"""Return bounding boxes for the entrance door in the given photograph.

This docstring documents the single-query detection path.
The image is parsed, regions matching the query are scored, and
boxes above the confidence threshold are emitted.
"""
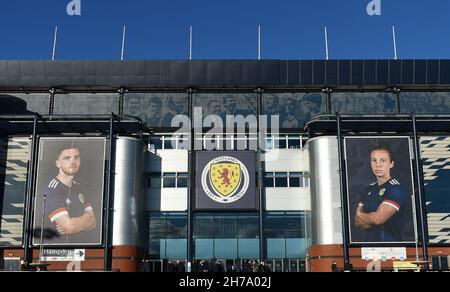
[289,259,299,272]
[149,260,163,272]
[271,259,283,272]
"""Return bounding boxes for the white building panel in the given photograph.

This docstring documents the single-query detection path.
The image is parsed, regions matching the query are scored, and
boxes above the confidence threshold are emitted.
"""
[263,149,309,172]
[146,149,188,172]
[265,188,311,211]
[146,188,188,211]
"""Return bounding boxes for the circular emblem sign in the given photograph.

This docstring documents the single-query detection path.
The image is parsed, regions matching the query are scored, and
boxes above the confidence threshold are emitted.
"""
[201,156,250,204]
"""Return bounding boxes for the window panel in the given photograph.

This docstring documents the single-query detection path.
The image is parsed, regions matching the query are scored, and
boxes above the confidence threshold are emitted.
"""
[0,93,49,115]
[266,238,286,259]
[163,173,176,188]
[124,93,188,128]
[263,93,326,129]
[177,174,188,188]
[214,239,238,259]
[194,93,257,122]
[193,215,214,238]
[331,92,396,114]
[400,92,450,114]
[54,93,118,115]
[274,173,288,188]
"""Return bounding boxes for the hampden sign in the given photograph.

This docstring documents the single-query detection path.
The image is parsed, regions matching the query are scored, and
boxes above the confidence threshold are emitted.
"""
[65,0,381,16]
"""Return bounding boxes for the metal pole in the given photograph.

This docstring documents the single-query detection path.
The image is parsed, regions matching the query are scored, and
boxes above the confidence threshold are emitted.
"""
[392,25,398,60]
[104,115,115,271]
[189,25,193,61]
[52,26,58,61]
[411,114,429,268]
[187,89,194,271]
[258,25,261,60]
[39,195,47,263]
[23,115,39,268]
[324,27,329,60]
[121,25,126,61]
[256,88,265,261]
[336,114,350,268]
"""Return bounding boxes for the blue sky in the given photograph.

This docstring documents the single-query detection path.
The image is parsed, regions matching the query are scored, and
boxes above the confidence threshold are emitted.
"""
[0,0,449,60]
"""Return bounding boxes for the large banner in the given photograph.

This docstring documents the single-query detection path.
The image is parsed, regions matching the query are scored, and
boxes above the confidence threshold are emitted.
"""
[33,138,106,246]
[0,137,30,246]
[195,151,257,210]
[344,137,416,244]
[421,136,450,244]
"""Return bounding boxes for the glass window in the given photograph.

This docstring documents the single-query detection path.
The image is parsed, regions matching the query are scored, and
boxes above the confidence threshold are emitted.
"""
[265,213,286,238]
[331,92,396,114]
[149,137,162,150]
[277,138,287,149]
[289,176,301,188]
[54,93,119,115]
[148,173,161,189]
[286,238,307,258]
[238,239,260,259]
[163,138,175,150]
[194,239,214,260]
[214,215,237,238]
[0,137,30,247]
[149,239,165,259]
[166,214,187,239]
[163,173,176,188]
[274,173,288,188]
[193,215,214,238]
[266,238,286,259]
[263,93,326,129]
[284,214,303,238]
[214,239,238,259]
[237,215,259,238]
[166,239,187,259]
[265,137,273,150]
[149,216,166,239]
[148,212,187,260]
[124,93,188,128]
[177,173,188,188]
[0,93,49,115]
[400,92,450,114]
[264,172,274,188]
[287,138,301,149]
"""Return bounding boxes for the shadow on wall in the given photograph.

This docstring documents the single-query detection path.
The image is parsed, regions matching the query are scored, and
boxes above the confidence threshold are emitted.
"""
[0,95,35,115]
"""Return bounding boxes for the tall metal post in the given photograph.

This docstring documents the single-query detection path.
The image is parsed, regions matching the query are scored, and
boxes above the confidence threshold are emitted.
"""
[104,114,116,271]
[411,115,429,268]
[256,88,265,261]
[23,115,39,267]
[118,88,125,115]
[187,88,194,271]
[336,114,350,268]
[49,88,56,115]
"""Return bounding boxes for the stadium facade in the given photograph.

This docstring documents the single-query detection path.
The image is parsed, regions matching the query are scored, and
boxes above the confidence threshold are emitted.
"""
[0,60,450,272]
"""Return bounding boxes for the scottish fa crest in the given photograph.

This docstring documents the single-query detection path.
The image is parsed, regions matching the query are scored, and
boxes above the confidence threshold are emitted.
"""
[201,156,250,204]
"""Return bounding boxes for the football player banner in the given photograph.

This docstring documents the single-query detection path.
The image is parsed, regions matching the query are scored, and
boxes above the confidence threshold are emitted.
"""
[33,138,106,246]
[344,137,416,244]
[195,151,257,210]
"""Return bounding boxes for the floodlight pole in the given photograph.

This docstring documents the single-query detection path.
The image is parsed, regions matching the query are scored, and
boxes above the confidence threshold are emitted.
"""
[52,26,58,61]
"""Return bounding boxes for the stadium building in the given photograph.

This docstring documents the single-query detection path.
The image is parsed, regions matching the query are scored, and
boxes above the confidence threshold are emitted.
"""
[0,60,450,272]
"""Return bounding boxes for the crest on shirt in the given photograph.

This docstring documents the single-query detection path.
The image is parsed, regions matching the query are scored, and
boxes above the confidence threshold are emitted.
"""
[79,193,85,204]
[379,188,386,197]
